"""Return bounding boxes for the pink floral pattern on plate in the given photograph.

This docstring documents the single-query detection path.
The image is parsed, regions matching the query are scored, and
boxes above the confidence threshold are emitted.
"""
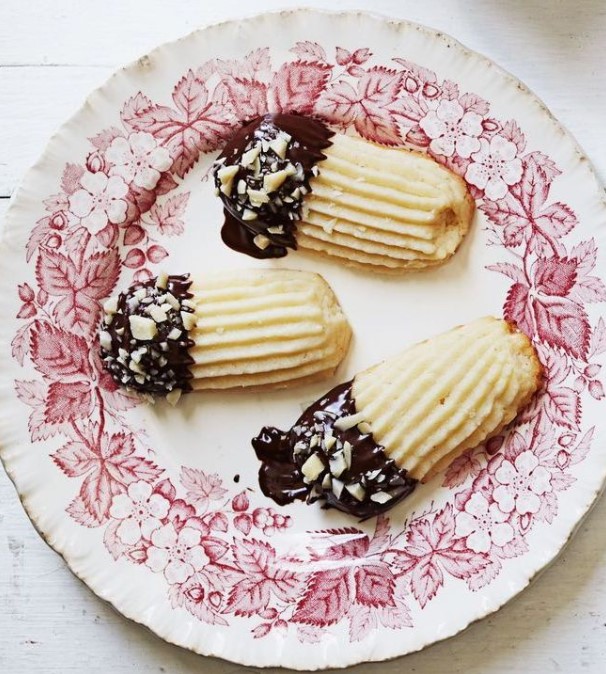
[10,41,606,643]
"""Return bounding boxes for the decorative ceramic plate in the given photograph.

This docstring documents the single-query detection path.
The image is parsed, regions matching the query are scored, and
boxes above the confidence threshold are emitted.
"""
[1,9,605,670]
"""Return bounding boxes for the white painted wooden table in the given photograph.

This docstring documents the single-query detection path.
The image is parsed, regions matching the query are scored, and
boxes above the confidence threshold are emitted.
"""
[1,1,605,672]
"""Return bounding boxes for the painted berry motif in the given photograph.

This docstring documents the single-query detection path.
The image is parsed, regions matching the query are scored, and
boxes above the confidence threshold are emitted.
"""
[11,42,605,642]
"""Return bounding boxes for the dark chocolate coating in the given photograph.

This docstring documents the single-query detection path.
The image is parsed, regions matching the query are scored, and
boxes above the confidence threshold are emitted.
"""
[100,274,195,395]
[252,381,418,519]
[214,114,333,258]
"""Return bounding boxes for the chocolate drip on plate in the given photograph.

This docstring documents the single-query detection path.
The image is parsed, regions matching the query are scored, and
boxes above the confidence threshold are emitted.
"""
[253,381,417,519]
[214,113,334,259]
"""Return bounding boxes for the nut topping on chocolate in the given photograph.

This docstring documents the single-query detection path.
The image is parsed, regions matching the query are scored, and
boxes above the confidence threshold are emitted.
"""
[252,381,417,519]
[99,273,195,399]
[213,114,334,260]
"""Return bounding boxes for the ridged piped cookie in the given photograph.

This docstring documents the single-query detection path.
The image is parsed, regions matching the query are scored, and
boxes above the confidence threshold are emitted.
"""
[214,114,474,272]
[99,270,351,402]
[253,317,542,518]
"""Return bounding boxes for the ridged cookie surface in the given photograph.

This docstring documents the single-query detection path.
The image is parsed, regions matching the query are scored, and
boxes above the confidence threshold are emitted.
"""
[189,270,351,390]
[352,317,542,481]
[298,133,474,272]
[214,114,474,272]
[100,270,351,400]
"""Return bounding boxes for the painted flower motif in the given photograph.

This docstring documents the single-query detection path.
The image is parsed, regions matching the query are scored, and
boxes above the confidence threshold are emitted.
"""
[455,492,514,553]
[106,132,172,190]
[146,523,209,584]
[493,451,552,515]
[464,135,523,200]
[419,100,483,158]
[68,171,128,233]
[109,480,170,545]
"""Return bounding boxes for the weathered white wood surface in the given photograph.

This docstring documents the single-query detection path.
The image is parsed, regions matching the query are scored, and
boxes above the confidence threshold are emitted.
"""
[1,1,605,672]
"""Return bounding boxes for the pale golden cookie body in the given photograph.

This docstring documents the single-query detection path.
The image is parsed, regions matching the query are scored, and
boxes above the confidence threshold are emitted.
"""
[190,270,351,390]
[352,317,542,481]
[298,133,474,272]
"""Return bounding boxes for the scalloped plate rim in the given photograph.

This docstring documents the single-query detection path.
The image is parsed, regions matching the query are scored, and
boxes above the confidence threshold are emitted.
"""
[0,8,605,671]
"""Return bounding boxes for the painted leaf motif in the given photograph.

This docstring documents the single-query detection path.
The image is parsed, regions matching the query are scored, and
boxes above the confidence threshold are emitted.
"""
[516,154,552,214]
[155,172,179,196]
[246,47,272,78]
[532,295,590,360]
[571,239,598,277]
[45,381,93,423]
[104,518,130,560]
[61,163,85,195]
[15,379,46,408]
[550,470,576,492]
[269,566,301,602]
[348,606,377,642]
[390,92,429,124]
[103,432,162,484]
[542,384,581,430]
[368,514,391,555]
[533,256,577,296]
[26,218,52,263]
[378,603,412,629]
[570,427,594,465]
[535,489,558,524]
[233,538,275,577]
[36,248,120,337]
[16,379,72,442]
[354,564,395,607]
[466,558,502,592]
[433,503,457,547]
[479,194,529,247]
[290,41,327,62]
[458,92,490,115]
[29,322,91,379]
[590,317,606,357]
[181,467,228,509]
[121,73,234,178]
[226,577,272,616]
[316,80,359,128]
[200,537,229,563]
[123,224,145,246]
[502,431,527,462]
[352,48,372,65]
[89,127,124,151]
[392,58,437,85]
[485,262,527,285]
[504,283,534,338]
[536,202,577,239]
[292,568,352,626]
[252,622,273,639]
[216,78,268,122]
[36,249,76,295]
[67,493,109,528]
[571,276,606,304]
[410,555,444,608]
[495,536,529,560]
[335,47,352,66]
[79,467,123,525]
[52,441,97,477]
[438,546,488,579]
[442,450,482,488]
[11,323,32,367]
[323,533,369,560]
[148,192,190,237]
[354,67,402,145]
[269,61,332,115]
[501,120,526,153]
